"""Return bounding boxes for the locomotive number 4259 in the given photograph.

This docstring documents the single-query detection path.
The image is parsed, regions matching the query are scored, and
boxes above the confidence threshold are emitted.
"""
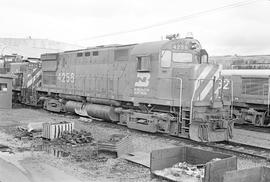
[58,72,75,83]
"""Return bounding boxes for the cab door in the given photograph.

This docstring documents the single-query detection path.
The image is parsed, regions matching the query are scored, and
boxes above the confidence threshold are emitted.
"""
[157,50,174,105]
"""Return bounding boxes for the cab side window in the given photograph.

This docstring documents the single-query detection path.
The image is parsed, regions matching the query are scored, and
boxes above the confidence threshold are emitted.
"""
[137,56,150,72]
[0,83,7,92]
[161,50,171,67]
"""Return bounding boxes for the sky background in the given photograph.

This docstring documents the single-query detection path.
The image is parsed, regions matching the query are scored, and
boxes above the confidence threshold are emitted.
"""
[0,0,269,56]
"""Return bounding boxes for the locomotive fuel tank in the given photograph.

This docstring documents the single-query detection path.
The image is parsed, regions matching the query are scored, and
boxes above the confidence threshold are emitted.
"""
[65,100,83,113]
[65,101,119,122]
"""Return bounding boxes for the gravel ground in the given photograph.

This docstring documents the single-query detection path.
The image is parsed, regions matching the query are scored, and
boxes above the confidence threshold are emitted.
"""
[1,106,270,181]
[231,128,270,149]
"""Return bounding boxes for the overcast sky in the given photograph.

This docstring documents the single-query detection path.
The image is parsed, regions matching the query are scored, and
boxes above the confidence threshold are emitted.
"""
[0,0,269,56]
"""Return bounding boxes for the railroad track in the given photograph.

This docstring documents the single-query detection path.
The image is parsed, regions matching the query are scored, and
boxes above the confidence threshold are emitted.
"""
[234,123,270,134]
[212,141,270,160]
[164,135,270,161]
[17,104,270,162]
[76,116,270,161]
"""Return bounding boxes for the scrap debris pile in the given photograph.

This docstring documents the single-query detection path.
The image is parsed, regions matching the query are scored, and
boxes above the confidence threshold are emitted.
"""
[154,162,205,182]
[15,126,42,140]
[154,158,222,182]
[11,121,133,165]
[15,126,94,146]
[51,130,94,146]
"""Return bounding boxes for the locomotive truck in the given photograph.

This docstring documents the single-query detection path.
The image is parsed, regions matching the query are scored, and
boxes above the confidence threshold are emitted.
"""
[13,36,234,142]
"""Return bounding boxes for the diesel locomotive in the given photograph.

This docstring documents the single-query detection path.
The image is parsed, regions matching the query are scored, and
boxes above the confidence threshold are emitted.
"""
[12,36,234,142]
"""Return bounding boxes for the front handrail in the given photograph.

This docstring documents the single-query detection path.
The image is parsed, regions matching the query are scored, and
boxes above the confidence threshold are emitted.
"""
[231,80,234,118]
[267,77,270,115]
[190,79,201,124]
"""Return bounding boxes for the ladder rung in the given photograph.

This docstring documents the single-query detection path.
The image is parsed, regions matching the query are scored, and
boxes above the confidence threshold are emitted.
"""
[181,127,189,129]
[182,118,190,120]
[182,109,190,112]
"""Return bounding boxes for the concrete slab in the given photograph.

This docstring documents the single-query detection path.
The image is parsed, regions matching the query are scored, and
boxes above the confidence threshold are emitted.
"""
[121,151,150,168]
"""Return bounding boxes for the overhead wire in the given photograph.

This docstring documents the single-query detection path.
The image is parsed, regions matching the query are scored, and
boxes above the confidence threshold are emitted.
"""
[74,0,264,42]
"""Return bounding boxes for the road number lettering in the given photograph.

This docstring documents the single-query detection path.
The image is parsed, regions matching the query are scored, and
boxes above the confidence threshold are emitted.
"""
[58,72,75,83]
[217,78,230,90]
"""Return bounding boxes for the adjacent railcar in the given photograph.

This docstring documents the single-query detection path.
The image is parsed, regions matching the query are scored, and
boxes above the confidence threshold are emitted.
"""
[222,69,270,126]
[8,61,42,105]
[28,37,233,142]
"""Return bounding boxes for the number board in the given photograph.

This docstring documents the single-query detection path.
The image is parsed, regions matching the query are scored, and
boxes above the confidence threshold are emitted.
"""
[171,40,200,50]
[172,41,189,50]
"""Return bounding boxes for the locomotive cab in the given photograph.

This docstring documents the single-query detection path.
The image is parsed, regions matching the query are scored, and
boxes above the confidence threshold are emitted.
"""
[160,39,206,68]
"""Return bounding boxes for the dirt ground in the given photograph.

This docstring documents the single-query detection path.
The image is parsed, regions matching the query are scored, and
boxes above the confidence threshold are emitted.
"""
[0,106,270,182]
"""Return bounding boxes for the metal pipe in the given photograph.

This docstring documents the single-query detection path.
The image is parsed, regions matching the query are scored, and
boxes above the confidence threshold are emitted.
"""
[212,76,216,104]
[179,78,182,123]
[231,80,234,118]
[221,77,224,102]
[267,77,270,115]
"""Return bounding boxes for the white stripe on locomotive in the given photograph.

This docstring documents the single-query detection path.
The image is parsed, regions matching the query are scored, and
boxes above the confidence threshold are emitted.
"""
[26,70,42,88]
[198,65,222,101]
[194,65,213,90]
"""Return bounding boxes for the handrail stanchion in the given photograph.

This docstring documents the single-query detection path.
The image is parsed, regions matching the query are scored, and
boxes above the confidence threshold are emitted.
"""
[267,77,270,115]
[231,80,234,118]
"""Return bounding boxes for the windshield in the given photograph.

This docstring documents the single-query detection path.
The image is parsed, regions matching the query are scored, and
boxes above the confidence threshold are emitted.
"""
[160,50,171,67]
[172,52,192,63]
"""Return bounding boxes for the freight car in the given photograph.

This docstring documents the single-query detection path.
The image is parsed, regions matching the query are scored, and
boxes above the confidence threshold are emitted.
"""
[16,36,233,142]
[221,69,270,126]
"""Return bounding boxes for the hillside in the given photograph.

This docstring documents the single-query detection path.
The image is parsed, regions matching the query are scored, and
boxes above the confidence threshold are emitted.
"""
[0,38,83,58]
